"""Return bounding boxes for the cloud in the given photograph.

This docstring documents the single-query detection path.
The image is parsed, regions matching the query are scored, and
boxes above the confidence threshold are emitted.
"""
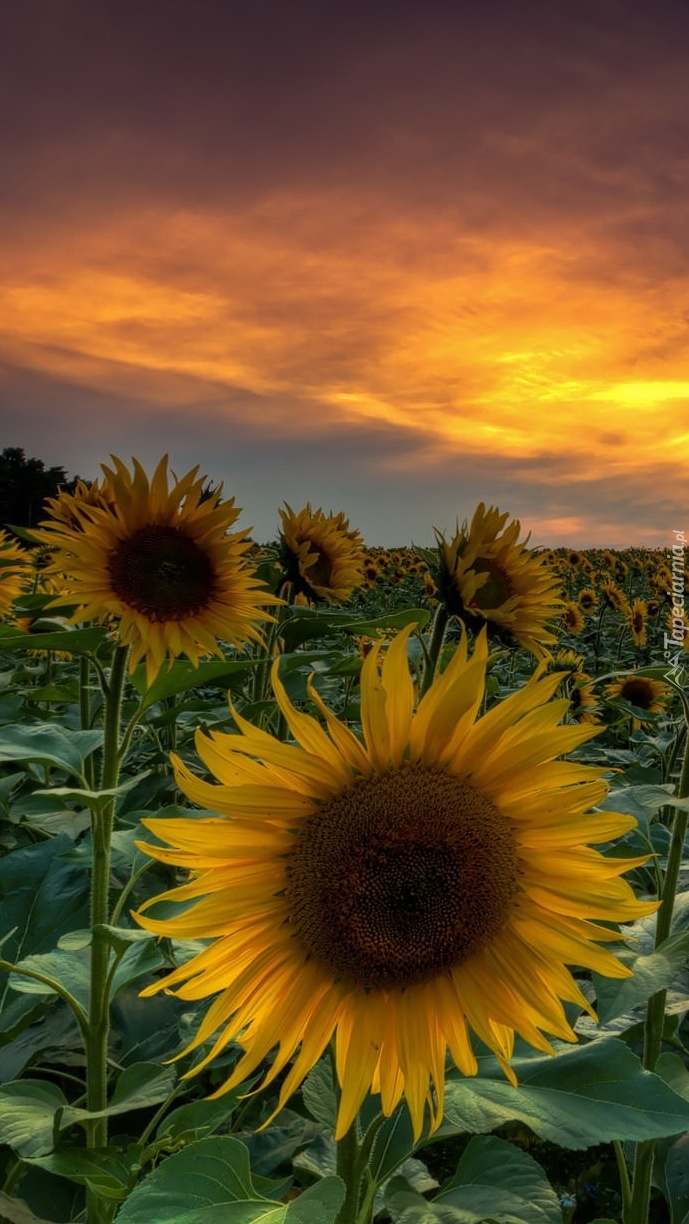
[1,0,687,546]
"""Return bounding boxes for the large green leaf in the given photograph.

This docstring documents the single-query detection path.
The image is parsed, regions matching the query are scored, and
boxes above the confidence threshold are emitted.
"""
[0,1079,68,1157]
[433,1135,562,1223]
[442,1038,689,1149]
[114,1135,344,1223]
[0,836,90,1032]
[0,724,102,775]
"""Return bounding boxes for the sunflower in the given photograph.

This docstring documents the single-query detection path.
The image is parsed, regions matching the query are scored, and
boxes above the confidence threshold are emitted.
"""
[0,530,33,619]
[278,503,364,605]
[553,648,585,674]
[561,601,585,636]
[550,653,599,725]
[600,581,629,615]
[35,456,278,685]
[628,599,648,647]
[605,675,673,727]
[135,626,655,1143]
[578,587,597,614]
[434,504,562,657]
[41,476,114,530]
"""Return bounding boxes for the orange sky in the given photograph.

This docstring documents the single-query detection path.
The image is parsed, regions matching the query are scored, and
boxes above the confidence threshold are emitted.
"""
[1,0,688,545]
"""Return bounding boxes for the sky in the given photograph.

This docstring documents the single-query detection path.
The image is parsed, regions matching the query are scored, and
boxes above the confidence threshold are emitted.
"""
[1,0,688,547]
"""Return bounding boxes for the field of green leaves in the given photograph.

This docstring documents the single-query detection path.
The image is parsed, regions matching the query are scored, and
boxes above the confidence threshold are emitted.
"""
[0,459,687,1224]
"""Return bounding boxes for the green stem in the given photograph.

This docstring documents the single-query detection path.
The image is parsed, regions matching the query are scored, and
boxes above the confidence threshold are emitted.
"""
[626,688,689,1224]
[419,604,450,698]
[84,645,129,1224]
[80,655,96,788]
[613,1139,632,1220]
[335,1120,362,1224]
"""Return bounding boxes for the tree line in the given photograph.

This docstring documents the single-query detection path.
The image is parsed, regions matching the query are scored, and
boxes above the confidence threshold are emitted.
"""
[0,448,77,532]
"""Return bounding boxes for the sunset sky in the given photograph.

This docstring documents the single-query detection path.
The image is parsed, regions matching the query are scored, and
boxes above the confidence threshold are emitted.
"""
[2,0,688,546]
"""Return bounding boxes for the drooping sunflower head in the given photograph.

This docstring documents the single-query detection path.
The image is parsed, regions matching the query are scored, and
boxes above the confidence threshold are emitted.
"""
[135,625,656,1143]
[35,455,280,684]
[561,601,585,636]
[278,502,364,604]
[578,587,597,614]
[433,504,563,656]
[0,530,33,619]
[629,599,648,646]
[600,581,630,614]
[605,675,673,726]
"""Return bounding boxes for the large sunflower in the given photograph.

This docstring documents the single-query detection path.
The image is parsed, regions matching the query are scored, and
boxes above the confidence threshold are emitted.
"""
[36,456,279,684]
[135,627,655,1141]
[278,503,364,604]
[434,504,562,656]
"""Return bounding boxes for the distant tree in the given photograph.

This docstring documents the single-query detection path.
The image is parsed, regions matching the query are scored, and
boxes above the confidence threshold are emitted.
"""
[0,448,75,530]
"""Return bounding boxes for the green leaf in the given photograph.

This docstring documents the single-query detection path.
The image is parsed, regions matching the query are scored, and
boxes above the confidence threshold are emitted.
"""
[0,1189,55,1223]
[113,1135,299,1223]
[0,625,109,654]
[64,1062,176,1125]
[0,836,90,1030]
[33,771,151,805]
[27,1148,131,1200]
[301,1056,337,1130]
[283,1179,346,1223]
[8,947,90,1013]
[157,1093,249,1142]
[368,1107,417,1185]
[442,1038,689,1149]
[0,724,102,775]
[339,609,430,636]
[241,1110,320,1178]
[664,1132,689,1224]
[0,1003,82,1083]
[385,1175,485,1223]
[600,783,680,832]
[0,1079,68,1157]
[656,1053,689,1102]
[130,658,257,708]
[593,928,689,1023]
[434,1135,562,1223]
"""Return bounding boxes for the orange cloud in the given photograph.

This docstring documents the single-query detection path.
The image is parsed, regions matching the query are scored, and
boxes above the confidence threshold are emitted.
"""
[1,190,688,500]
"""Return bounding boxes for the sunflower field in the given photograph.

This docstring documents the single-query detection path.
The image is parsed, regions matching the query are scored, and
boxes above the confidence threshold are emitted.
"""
[0,457,687,1224]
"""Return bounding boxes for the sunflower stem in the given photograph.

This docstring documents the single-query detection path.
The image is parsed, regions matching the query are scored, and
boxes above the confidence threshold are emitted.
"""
[84,644,129,1224]
[419,603,450,697]
[79,655,97,789]
[335,1120,364,1224]
[626,683,689,1224]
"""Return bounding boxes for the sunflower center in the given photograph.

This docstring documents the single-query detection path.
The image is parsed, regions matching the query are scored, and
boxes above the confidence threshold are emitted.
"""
[108,524,216,621]
[471,559,512,610]
[303,546,334,591]
[620,678,654,709]
[286,764,518,990]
